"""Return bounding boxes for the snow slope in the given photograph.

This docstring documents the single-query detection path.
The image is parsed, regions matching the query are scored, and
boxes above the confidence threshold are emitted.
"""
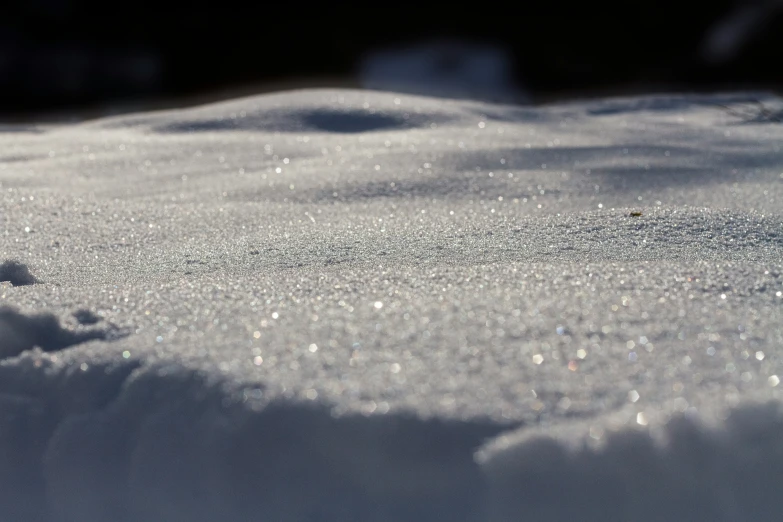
[1,89,782,521]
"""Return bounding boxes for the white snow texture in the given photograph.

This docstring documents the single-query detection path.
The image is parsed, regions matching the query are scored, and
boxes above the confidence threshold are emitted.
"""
[1,88,783,521]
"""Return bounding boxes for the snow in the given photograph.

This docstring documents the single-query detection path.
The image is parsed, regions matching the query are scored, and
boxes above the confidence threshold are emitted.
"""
[1,88,783,520]
[700,1,783,64]
[359,40,527,104]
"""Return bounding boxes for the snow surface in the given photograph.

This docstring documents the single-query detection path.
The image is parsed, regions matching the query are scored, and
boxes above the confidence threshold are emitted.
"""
[1,88,783,521]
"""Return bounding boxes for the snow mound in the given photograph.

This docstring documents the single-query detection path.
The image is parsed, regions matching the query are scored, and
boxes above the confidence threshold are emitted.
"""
[87,89,467,134]
[480,401,783,522]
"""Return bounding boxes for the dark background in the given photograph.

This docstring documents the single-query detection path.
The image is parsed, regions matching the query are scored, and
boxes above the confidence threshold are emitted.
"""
[3,1,783,120]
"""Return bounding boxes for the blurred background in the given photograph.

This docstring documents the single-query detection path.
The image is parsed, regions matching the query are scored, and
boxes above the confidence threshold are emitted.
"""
[2,1,783,120]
